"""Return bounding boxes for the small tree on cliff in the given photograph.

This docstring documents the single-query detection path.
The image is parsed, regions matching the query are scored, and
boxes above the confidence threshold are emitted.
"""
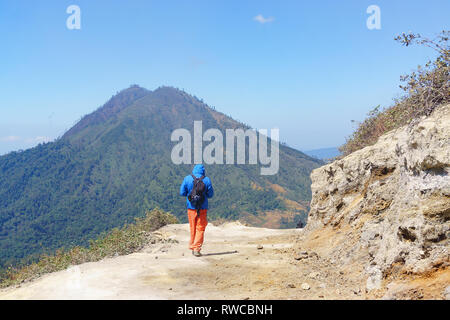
[340,30,449,156]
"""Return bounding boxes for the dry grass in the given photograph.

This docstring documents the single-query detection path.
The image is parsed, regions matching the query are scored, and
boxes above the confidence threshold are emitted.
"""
[0,208,178,288]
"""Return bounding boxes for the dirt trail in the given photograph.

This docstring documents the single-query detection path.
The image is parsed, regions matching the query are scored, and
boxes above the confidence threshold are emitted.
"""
[0,222,363,300]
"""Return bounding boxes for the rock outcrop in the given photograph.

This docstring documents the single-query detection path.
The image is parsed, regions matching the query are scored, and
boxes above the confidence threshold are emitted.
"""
[301,103,449,299]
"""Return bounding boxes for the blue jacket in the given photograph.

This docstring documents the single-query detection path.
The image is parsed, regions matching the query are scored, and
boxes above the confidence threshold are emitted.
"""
[180,164,214,210]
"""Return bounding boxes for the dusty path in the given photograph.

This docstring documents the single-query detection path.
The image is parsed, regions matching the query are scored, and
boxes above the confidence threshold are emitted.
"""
[0,222,363,300]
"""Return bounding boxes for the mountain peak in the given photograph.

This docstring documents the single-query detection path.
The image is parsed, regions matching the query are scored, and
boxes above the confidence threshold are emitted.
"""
[63,85,151,138]
[63,85,211,139]
[152,86,195,100]
[111,84,151,102]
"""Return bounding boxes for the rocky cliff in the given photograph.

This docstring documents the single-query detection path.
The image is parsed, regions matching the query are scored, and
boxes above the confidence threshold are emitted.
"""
[298,103,450,299]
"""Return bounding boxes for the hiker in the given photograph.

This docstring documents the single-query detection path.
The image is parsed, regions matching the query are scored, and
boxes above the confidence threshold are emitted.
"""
[179,164,214,257]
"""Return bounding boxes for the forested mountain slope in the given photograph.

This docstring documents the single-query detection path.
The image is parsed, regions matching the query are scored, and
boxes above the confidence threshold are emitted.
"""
[0,85,322,268]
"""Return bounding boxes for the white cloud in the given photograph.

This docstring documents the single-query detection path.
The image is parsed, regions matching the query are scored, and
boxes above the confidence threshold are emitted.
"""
[0,135,21,142]
[253,14,275,24]
[0,135,53,154]
[0,135,51,143]
[25,136,51,143]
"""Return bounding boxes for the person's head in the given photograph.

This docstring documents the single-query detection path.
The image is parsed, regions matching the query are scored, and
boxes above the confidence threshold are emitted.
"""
[192,164,205,176]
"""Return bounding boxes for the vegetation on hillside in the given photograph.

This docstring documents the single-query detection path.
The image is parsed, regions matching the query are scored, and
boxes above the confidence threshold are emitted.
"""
[0,208,177,288]
[340,31,449,156]
[0,85,321,271]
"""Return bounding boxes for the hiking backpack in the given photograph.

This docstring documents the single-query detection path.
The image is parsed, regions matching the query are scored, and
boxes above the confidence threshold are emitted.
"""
[188,174,206,211]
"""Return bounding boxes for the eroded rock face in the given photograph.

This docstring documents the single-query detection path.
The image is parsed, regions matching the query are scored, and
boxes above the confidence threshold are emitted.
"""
[306,104,450,292]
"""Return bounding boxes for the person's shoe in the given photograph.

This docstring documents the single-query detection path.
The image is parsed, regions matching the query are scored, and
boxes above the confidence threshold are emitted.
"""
[193,250,202,257]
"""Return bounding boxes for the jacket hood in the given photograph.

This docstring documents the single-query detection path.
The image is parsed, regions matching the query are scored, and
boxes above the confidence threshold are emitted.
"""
[192,164,205,176]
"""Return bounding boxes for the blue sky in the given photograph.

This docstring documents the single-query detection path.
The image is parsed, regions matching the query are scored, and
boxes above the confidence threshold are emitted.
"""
[0,0,449,155]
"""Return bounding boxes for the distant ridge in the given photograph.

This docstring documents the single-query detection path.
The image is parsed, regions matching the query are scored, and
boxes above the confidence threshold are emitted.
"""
[303,147,340,160]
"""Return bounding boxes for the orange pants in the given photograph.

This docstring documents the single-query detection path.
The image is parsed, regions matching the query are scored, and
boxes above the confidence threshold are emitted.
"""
[187,209,208,251]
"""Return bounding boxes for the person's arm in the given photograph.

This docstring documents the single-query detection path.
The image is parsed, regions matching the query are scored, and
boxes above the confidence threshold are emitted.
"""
[205,178,214,198]
[180,177,188,196]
